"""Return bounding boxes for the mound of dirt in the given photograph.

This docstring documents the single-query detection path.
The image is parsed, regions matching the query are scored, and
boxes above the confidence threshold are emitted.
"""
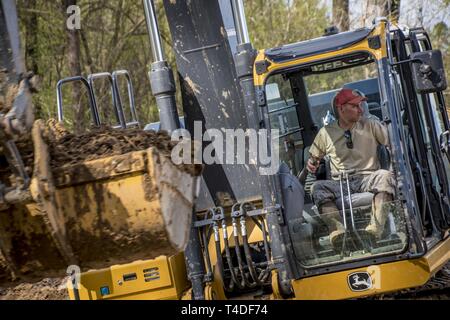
[45,123,202,176]
[0,277,69,300]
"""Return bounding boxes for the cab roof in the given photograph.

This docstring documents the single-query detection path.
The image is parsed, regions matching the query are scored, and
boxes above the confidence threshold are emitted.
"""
[264,27,374,63]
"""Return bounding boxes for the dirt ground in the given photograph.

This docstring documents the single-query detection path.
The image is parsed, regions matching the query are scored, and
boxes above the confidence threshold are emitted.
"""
[0,277,69,300]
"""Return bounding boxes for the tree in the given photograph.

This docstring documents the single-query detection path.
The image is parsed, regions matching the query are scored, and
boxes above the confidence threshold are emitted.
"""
[333,0,349,31]
[23,0,39,75]
[431,22,450,103]
[389,0,401,23]
[244,0,329,49]
[63,0,84,133]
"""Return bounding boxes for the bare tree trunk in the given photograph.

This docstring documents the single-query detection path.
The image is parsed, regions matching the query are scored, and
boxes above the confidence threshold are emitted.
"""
[80,29,95,74]
[389,0,401,23]
[21,0,42,117]
[63,0,83,133]
[367,0,389,19]
[23,0,39,75]
[332,0,349,31]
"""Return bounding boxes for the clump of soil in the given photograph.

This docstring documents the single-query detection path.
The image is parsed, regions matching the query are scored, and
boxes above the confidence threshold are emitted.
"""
[0,69,19,114]
[0,277,69,300]
[46,123,202,176]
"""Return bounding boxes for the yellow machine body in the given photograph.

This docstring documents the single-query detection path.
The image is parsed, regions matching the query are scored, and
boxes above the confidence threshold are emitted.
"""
[287,235,450,299]
[67,252,189,300]
[253,22,387,86]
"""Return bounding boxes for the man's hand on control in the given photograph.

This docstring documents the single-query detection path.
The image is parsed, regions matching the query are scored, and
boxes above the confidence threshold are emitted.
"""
[306,157,320,174]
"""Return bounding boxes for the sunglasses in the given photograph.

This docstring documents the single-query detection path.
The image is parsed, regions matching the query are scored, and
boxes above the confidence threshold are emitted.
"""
[344,130,353,149]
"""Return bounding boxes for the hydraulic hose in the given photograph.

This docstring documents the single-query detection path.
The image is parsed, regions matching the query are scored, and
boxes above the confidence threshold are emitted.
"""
[239,203,263,286]
[218,206,244,290]
[213,227,231,291]
[232,206,257,288]
[240,217,262,286]
[212,208,234,293]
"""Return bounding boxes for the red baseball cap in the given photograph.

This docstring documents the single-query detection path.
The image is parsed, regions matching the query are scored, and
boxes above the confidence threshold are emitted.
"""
[334,88,367,107]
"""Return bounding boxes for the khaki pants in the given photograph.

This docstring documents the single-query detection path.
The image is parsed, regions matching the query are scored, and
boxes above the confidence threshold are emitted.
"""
[311,169,395,207]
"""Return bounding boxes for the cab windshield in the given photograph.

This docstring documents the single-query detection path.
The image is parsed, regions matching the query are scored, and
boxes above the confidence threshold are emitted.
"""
[265,53,408,267]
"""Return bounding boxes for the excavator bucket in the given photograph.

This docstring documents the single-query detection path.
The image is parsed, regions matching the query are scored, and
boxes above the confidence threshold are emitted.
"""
[0,120,201,282]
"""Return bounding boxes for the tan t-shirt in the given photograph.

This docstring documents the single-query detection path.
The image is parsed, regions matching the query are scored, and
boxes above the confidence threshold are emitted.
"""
[308,118,389,177]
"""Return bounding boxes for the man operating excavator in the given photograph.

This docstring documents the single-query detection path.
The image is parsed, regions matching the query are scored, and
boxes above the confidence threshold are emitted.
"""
[306,88,395,248]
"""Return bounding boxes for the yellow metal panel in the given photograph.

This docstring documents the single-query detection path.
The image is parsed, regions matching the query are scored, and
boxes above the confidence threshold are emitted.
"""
[68,252,189,300]
[423,235,450,274]
[291,236,450,300]
[253,23,387,86]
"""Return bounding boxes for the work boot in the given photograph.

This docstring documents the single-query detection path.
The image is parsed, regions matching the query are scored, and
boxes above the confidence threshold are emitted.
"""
[365,192,393,239]
[320,201,345,248]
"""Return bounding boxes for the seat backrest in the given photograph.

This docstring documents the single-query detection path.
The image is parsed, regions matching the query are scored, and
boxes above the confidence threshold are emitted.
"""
[278,162,305,221]
[377,144,391,170]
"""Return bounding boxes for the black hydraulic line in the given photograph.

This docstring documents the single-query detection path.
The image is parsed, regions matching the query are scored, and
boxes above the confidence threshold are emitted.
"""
[215,207,245,292]
[232,218,255,288]
[240,216,262,286]
[231,207,257,288]
[239,203,264,286]
[220,208,245,290]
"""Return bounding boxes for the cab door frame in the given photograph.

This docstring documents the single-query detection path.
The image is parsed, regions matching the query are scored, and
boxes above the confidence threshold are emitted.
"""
[402,28,450,232]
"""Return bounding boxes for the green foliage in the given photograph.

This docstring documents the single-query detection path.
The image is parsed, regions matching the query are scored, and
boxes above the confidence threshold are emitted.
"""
[17,0,330,129]
[430,21,450,102]
[244,0,329,50]
[17,0,168,127]
[16,0,450,127]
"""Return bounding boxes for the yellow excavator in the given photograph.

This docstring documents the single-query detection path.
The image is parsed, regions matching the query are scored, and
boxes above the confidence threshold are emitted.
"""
[1,0,450,300]
[0,0,200,291]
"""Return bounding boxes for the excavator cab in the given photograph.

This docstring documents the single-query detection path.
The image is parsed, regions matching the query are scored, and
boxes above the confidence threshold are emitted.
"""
[263,35,407,267]
[253,19,450,298]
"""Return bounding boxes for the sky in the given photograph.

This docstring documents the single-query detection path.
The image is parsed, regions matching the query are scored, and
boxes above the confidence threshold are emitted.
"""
[320,0,450,30]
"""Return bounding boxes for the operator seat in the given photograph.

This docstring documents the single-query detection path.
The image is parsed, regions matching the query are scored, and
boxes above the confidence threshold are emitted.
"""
[278,162,316,260]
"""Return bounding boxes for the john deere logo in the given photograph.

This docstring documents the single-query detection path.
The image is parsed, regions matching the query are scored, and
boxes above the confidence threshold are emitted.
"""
[347,272,372,291]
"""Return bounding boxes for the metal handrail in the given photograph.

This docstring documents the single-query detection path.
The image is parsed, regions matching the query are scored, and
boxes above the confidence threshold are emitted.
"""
[56,76,100,126]
[112,70,140,128]
[87,72,122,128]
